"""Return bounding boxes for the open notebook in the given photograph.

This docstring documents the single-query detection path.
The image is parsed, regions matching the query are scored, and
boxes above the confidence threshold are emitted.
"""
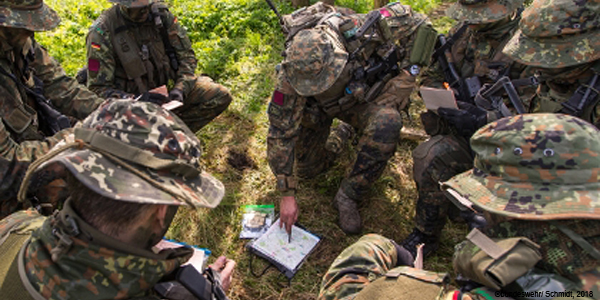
[246,219,321,279]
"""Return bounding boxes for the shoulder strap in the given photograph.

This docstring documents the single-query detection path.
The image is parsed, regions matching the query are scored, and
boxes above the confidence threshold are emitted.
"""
[150,3,179,71]
[107,7,149,92]
[17,238,46,300]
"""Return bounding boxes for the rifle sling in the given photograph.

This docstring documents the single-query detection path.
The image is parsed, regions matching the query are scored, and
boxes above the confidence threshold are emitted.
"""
[552,221,600,261]
[74,127,200,178]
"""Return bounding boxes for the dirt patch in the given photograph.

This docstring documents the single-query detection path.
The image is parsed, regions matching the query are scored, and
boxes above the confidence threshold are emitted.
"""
[227,148,257,171]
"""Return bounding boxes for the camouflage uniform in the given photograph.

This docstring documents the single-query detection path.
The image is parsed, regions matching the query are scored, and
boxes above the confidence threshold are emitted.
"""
[320,113,600,300]
[405,0,600,257]
[0,99,226,299]
[268,2,435,233]
[86,0,232,132]
[0,0,106,219]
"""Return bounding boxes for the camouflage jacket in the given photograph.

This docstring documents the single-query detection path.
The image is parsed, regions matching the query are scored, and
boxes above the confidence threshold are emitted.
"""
[0,208,194,300]
[421,17,531,99]
[0,37,104,218]
[267,3,429,194]
[86,3,197,99]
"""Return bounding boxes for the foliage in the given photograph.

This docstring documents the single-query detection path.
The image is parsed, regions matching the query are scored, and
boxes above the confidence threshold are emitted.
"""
[36,0,461,299]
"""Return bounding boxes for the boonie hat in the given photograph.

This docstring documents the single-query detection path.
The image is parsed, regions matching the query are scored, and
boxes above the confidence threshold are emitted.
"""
[0,0,60,31]
[446,0,524,24]
[443,113,600,220]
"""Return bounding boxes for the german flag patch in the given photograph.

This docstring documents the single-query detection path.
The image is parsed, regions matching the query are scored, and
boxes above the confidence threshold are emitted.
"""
[91,42,101,50]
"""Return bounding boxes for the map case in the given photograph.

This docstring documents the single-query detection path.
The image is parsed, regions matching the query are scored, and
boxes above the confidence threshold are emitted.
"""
[246,218,321,279]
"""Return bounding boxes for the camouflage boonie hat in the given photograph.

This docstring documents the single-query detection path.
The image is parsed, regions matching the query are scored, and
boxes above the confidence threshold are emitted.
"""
[282,26,349,96]
[503,0,600,68]
[35,99,225,208]
[443,113,600,220]
[446,0,524,24]
[108,0,153,8]
[0,0,60,31]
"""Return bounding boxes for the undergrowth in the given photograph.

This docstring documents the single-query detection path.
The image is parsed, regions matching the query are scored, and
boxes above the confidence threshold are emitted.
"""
[37,1,463,299]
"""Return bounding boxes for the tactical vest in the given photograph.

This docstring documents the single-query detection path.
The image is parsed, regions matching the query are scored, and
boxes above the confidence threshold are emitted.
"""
[0,38,45,143]
[0,211,46,300]
[104,3,176,94]
[285,2,435,116]
[353,266,449,300]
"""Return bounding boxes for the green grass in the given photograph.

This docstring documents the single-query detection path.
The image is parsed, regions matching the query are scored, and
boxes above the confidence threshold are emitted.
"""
[37,0,464,299]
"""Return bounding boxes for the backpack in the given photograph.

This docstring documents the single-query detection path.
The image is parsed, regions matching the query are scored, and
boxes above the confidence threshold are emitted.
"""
[281,2,338,42]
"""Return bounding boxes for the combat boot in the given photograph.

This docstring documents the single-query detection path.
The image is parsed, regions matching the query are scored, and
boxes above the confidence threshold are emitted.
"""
[325,122,355,155]
[333,189,361,234]
[400,228,440,258]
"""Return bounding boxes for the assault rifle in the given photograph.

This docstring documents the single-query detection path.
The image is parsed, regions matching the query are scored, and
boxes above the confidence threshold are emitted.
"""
[560,72,600,118]
[431,24,481,104]
[0,67,71,136]
[475,76,536,116]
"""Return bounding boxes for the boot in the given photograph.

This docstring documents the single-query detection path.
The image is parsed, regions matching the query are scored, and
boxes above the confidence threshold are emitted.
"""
[333,189,362,234]
[325,122,355,155]
[400,228,440,258]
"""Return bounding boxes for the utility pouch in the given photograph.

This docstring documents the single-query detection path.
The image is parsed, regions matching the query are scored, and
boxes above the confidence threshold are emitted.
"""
[453,229,542,290]
[420,111,449,136]
[409,24,437,66]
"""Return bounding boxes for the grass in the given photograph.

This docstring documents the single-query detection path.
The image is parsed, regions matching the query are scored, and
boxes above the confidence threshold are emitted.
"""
[38,0,463,299]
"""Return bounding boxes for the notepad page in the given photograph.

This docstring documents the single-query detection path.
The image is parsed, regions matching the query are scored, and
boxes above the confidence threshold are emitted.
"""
[251,219,320,271]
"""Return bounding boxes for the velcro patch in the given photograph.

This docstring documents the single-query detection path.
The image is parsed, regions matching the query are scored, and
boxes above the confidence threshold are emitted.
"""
[379,7,391,17]
[272,90,284,106]
[88,59,100,72]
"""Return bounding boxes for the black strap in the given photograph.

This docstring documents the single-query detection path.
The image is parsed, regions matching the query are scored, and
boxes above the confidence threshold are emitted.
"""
[152,5,179,71]
[431,22,469,60]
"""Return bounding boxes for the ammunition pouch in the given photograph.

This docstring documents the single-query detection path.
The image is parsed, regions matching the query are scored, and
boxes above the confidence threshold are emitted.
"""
[409,24,437,67]
[453,229,542,290]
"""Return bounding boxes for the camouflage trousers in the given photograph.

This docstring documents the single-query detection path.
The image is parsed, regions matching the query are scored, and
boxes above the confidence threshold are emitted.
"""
[296,103,402,200]
[412,134,474,236]
[318,234,399,300]
[173,76,232,132]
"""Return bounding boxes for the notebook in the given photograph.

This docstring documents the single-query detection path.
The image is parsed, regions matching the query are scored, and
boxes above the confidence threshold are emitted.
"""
[419,86,459,111]
[246,219,321,279]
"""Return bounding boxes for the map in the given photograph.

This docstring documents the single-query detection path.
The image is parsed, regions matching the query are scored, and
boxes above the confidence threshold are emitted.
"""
[251,219,320,271]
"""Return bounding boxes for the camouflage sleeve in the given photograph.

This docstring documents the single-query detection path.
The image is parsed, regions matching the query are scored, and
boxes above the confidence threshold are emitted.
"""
[266,73,305,195]
[578,268,600,295]
[85,21,135,99]
[163,9,198,96]
[31,41,105,120]
[318,234,399,300]
[0,115,72,217]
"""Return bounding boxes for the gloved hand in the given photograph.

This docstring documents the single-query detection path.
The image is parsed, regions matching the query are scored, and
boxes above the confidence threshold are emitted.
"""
[438,101,488,137]
[139,92,169,105]
[169,88,184,102]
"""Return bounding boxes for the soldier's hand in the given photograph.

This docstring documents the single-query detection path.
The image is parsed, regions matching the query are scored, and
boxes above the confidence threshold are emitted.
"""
[280,196,298,235]
[208,256,236,292]
[438,101,487,137]
[139,92,169,105]
[169,88,184,102]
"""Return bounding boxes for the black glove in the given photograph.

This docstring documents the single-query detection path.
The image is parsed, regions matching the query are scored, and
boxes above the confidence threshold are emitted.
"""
[139,92,169,105]
[438,101,488,137]
[169,88,184,102]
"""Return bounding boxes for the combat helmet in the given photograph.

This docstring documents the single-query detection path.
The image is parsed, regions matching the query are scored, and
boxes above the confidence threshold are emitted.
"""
[282,25,349,97]
[442,113,600,220]
[108,0,153,8]
[0,0,60,31]
[19,99,225,208]
[503,0,600,68]
[446,0,525,24]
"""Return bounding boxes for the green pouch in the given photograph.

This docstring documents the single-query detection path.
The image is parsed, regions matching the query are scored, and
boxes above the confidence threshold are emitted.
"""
[453,229,542,290]
[409,24,437,66]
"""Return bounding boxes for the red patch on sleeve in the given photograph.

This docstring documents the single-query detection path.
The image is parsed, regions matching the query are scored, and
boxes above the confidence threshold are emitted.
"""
[88,59,100,72]
[272,90,284,106]
[379,8,391,17]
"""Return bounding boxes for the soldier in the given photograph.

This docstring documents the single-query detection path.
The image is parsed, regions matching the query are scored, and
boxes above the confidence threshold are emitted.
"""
[0,0,107,218]
[85,0,232,132]
[402,1,598,255]
[319,113,600,300]
[268,2,437,234]
[0,99,236,299]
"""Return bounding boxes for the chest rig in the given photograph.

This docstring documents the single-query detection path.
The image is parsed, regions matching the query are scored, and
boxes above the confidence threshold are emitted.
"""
[106,3,177,94]
[0,38,44,142]
[312,3,434,116]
